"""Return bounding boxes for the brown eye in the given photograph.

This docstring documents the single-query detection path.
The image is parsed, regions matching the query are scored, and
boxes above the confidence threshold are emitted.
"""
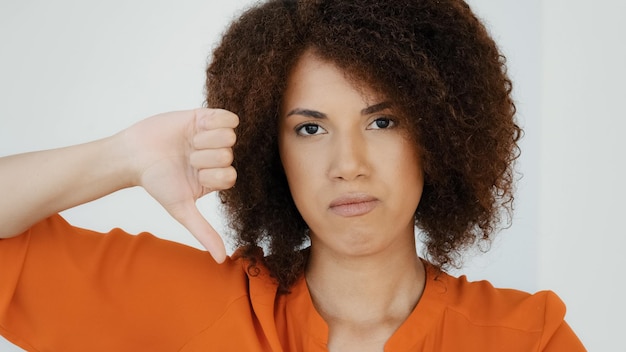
[369,117,396,130]
[304,125,319,134]
[296,123,326,136]
[376,119,390,128]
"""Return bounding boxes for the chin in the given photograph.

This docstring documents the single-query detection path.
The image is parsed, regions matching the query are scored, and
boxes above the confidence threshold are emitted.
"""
[329,235,396,258]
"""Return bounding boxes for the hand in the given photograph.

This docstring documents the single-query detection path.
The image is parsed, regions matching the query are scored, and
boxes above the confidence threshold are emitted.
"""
[122,108,238,263]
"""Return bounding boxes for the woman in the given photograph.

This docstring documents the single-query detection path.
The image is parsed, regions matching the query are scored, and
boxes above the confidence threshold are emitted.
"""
[0,0,585,351]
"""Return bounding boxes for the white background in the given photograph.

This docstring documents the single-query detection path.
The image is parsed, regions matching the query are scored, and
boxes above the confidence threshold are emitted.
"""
[1,0,624,350]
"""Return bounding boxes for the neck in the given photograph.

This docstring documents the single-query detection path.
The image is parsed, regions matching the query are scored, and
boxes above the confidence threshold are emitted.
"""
[305,239,425,327]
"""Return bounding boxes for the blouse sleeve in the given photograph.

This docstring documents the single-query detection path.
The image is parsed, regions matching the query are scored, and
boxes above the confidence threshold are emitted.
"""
[0,214,249,352]
[539,291,586,351]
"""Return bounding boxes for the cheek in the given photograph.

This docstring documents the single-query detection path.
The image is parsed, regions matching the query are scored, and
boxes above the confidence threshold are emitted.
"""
[280,156,320,228]
[392,141,424,197]
[280,148,314,202]
[279,145,330,226]
[383,137,422,173]
[406,153,424,184]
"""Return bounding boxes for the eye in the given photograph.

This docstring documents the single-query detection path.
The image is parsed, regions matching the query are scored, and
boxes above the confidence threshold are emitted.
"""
[368,117,396,130]
[296,123,327,136]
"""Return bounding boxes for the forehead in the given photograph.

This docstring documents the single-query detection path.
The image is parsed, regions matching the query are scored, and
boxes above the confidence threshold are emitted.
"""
[281,50,384,110]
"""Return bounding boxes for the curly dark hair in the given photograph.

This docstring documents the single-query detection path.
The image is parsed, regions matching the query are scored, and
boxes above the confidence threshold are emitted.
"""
[206,0,521,293]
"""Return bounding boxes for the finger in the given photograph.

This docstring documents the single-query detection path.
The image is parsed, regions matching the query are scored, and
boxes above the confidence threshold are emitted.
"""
[193,128,237,149]
[195,108,239,131]
[170,200,227,263]
[197,166,237,191]
[190,148,233,169]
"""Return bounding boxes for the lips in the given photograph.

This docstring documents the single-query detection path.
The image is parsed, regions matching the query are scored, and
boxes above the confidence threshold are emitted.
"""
[329,193,379,217]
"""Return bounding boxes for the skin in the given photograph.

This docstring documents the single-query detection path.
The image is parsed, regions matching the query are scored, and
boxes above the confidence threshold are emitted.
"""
[0,108,238,263]
[279,50,426,351]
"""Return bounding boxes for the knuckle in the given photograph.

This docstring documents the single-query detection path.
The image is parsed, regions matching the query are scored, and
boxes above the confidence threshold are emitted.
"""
[219,148,234,165]
[223,167,237,187]
[198,167,236,190]
[224,129,237,146]
[218,167,237,187]
[231,113,240,127]
[215,109,239,127]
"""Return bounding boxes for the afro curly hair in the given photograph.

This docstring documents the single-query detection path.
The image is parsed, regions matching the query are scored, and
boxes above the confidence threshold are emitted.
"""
[206,0,521,293]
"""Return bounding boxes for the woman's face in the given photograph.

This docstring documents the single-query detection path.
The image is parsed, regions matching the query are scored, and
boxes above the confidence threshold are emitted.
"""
[278,51,424,258]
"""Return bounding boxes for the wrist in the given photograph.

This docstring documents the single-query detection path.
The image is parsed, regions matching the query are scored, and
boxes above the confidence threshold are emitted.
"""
[108,130,142,190]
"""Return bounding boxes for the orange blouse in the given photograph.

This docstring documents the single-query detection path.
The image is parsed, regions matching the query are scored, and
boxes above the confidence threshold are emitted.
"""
[0,215,585,351]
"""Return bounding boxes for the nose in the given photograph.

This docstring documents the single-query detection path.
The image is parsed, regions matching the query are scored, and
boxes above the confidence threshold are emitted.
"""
[328,131,370,181]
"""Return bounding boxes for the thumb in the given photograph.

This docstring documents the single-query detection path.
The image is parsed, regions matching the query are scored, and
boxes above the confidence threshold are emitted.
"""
[170,200,227,263]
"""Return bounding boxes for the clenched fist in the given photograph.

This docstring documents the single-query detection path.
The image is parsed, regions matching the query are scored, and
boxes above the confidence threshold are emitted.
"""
[122,108,239,262]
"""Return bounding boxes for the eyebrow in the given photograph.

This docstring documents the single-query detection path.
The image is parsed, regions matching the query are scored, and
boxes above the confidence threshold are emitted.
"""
[285,108,327,119]
[361,101,392,115]
[285,101,392,119]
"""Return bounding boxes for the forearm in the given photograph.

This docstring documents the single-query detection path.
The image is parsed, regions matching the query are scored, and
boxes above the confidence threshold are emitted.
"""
[0,108,235,261]
[0,134,133,238]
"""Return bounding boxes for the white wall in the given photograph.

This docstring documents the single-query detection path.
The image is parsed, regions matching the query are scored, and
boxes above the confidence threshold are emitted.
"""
[540,0,626,350]
[0,0,621,350]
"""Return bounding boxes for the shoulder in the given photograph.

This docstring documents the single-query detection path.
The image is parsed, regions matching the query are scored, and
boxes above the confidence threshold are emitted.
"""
[432,268,565,331]
[1,215,280,350]
[419,263,584,350]
[426,263,566,331]
[3,214,258,298]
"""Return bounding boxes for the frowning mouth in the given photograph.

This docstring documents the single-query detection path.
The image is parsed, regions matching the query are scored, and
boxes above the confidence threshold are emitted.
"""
[329,194,379,217]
